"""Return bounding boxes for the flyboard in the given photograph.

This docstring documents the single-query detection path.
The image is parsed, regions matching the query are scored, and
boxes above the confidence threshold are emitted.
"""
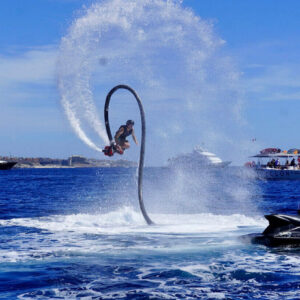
[102,143,124,157]
[102,85,154,225]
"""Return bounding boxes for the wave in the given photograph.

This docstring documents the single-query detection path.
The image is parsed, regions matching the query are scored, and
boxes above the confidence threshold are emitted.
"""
[0,206,266,235]
[0,206,267,263]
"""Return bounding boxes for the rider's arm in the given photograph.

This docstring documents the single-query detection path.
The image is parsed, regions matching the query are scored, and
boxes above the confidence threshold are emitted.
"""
[131,129,138,145]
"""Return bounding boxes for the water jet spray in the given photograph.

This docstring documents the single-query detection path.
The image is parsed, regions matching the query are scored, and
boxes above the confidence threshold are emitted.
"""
[103,84,154,225]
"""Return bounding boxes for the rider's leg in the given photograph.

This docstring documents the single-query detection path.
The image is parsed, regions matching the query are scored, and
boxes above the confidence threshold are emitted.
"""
[123,141,130,149]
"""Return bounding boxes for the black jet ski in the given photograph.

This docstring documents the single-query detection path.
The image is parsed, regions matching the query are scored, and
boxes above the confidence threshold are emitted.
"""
[243,214,300,246]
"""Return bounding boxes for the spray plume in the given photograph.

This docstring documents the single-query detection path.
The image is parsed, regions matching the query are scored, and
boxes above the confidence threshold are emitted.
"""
[57,0,244,162]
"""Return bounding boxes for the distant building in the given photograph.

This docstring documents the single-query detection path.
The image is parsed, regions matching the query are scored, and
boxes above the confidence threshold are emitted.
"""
[1,155,137,168]
[68,155,88,166]
[61,159,69,166]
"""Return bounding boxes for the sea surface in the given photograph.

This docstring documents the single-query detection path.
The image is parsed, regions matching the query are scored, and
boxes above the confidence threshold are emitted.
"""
[0,167,300,299]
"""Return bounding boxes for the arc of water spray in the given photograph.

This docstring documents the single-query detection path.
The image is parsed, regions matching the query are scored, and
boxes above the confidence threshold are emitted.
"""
[104,85,154,225]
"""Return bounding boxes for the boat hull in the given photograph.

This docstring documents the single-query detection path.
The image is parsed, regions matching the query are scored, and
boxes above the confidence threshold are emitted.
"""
[0,162,17,170]
[255,168,300,180]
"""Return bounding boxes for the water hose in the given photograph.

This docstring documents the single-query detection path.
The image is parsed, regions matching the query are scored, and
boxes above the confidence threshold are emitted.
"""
[104,84,154,225]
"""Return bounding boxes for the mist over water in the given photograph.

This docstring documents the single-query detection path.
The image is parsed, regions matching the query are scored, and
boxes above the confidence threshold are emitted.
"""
[142,167,260,217]
[58,0,247,164]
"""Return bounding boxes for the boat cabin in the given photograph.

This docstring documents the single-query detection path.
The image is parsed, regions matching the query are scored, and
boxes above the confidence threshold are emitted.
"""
[246,148,300,179]
[250,153,300,170]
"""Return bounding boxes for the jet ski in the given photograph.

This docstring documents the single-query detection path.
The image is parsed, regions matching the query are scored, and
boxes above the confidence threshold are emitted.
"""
[244,214,300,246]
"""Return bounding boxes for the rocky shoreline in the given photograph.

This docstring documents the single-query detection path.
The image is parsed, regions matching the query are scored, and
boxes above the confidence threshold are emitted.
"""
[0,155,137,168]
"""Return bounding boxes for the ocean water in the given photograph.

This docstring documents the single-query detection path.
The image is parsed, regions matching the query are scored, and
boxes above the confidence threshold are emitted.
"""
[0,167,300,299]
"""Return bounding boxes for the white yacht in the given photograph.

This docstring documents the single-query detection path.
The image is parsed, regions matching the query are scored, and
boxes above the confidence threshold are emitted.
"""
[167,147,231,169]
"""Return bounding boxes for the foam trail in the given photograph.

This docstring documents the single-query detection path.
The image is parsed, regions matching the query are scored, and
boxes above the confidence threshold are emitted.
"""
[57,0,244,161]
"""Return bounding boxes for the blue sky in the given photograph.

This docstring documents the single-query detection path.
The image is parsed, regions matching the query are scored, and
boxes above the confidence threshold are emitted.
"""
[1,0,300,165]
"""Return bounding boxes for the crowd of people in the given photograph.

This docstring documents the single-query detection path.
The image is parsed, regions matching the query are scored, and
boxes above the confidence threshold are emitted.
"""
[265,156,300,169]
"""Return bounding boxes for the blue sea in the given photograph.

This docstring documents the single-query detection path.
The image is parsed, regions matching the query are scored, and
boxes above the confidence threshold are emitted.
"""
[1,167,300,299]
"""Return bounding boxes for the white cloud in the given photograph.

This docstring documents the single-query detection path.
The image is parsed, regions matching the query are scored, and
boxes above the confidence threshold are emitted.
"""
[0,46,63,136]
[242,63,300,102]
[0,46,57,88]
[0,46,58,108]
[235,38,300,103]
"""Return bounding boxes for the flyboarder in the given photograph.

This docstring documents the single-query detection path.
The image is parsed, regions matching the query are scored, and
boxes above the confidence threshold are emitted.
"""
[114,120,138,151]
[103,120,138,156]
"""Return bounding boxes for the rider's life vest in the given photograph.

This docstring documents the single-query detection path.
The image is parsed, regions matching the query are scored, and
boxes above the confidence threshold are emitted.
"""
[118,125,132,140]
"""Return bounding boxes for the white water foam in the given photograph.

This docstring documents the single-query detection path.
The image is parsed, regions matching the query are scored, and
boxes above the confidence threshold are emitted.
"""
[0,206,265,235]
[0,207,266,262]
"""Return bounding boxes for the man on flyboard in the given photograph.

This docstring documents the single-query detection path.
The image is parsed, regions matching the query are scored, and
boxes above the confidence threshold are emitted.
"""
[103,120,138,156]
